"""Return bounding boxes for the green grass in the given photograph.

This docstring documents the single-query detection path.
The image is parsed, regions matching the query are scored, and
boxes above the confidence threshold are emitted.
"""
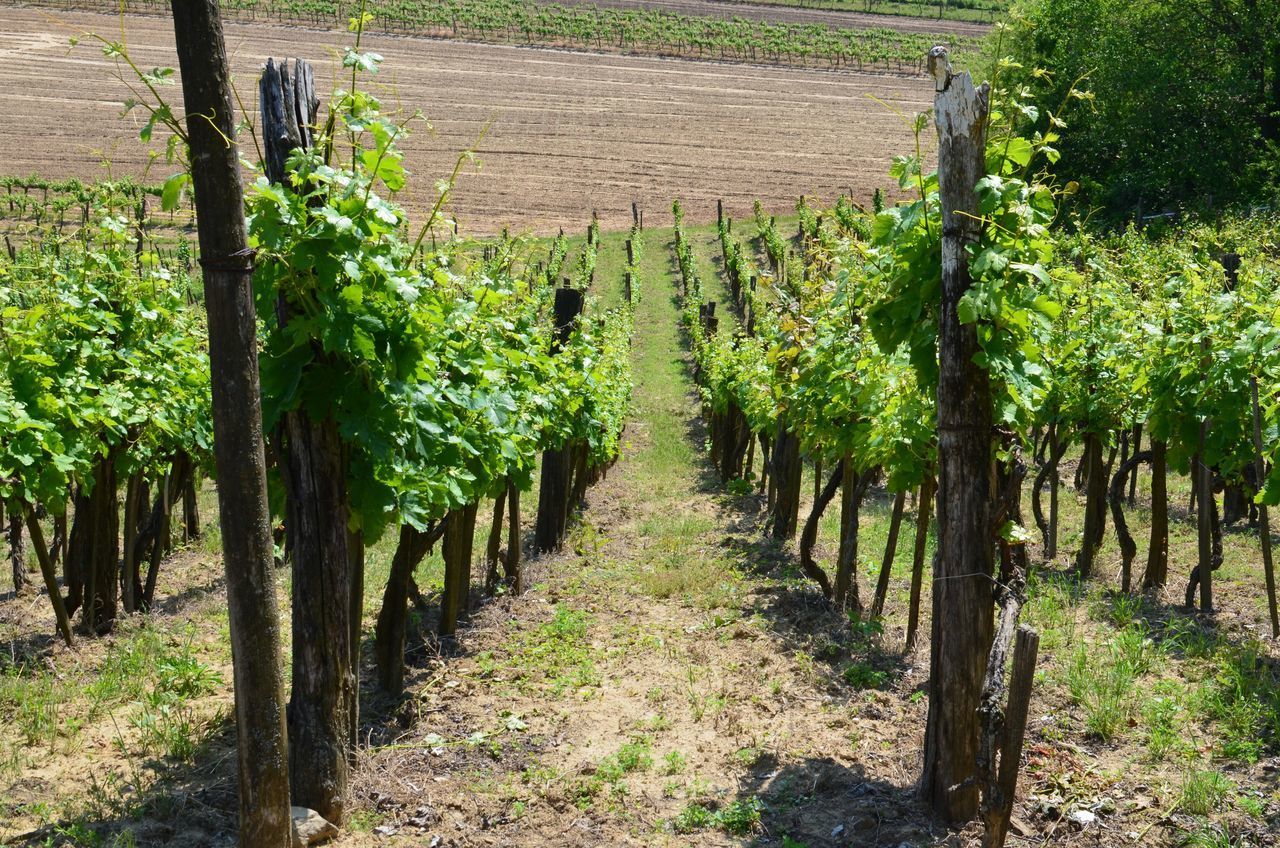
[1181,769,1232,816]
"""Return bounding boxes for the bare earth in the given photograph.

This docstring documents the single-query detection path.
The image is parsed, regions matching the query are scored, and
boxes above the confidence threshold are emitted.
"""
[0,5,932,234]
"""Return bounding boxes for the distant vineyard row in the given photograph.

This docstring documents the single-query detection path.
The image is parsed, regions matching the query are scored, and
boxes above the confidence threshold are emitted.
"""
[715,0,1006,25]
[29,0,980,74]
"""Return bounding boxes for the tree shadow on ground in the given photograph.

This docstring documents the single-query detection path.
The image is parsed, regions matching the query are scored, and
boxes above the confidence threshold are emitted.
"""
[7,711,239,847]
[720,755,941,847]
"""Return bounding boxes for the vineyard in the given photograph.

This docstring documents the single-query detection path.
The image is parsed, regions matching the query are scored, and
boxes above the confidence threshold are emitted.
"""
[2,2,1280,848]
[26,0,980,73]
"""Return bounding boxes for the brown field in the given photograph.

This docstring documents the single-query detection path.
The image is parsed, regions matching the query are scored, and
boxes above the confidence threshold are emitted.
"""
[0,5,933,235]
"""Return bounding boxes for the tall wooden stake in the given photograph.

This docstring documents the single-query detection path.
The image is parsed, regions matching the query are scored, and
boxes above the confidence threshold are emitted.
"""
[921,45,993,824]
[169,3,293,843]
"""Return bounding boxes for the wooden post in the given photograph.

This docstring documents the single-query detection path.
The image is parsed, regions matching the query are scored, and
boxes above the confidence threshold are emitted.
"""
[535,288,585,552]
[980,625,1040,848]
[717,198,723,226]
[1250,377,1279,637]
[922,46,993,824]
[484,488,507,595]
[1195,430,1214,612]
[631,201,639,228]
[260,54,357,823]
[1075,432,1107,578]
[834,458,864,610]
[1048,424,1060,557]
[169,2,293,843]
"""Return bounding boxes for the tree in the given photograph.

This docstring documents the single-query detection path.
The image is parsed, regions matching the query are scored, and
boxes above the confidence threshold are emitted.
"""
[169,3,293,844]
[1010,0,1280,215]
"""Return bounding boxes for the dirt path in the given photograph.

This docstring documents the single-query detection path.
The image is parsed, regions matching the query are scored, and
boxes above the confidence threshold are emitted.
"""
[0,6,930,235]
[333,228,935,847]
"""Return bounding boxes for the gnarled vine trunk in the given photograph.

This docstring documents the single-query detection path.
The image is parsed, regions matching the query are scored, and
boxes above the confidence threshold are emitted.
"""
[1142,440,1170,589]
[1075,432,1107,579]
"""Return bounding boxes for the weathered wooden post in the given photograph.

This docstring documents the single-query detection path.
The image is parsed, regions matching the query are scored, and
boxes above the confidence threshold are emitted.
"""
[869,490,907,618]
[169,2,293,843]
[535,288,585,552]
[260,54,358,824]
[921,44,994,824]
[979,625,1040,848]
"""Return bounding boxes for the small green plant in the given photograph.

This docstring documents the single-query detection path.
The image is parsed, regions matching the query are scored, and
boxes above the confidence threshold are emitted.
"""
[671,797,763,835]
[673,802,715,833]
[1181,769,1232,815]
[716,797,763,835]
[130,639,222,762]
[842,661,888,690]
[1142,692,1185,761]
[605,736,653,777]
[1237,793,1266,819]
[662,751,687,775]
[1183,822,1233,848]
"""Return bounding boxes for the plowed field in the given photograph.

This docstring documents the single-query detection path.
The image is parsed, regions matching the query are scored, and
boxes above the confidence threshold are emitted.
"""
[0,5,932,233]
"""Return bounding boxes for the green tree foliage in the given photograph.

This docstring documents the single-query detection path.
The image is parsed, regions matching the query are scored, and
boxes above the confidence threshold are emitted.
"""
[1006,0,1280,215]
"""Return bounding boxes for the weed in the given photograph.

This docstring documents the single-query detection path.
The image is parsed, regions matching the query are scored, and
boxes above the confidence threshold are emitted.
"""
[1065,624,1154,740]
[1095,591,1145,629]
[637,712,672,732]
[1181,769,1232,815]
[504,605,600,696]
[1142,690,1186,761]
[672,797,762,835]
[129,637,221,762]
[672,802,715,833]
[717,797,763,835]
[662,751,687,775]
[1200,642,1279,762]
[602,736,653,778]
[1237,793,1265,819]
[1183,822,1233,848]
[1164,617,1220,660]
[842,662,888,690]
